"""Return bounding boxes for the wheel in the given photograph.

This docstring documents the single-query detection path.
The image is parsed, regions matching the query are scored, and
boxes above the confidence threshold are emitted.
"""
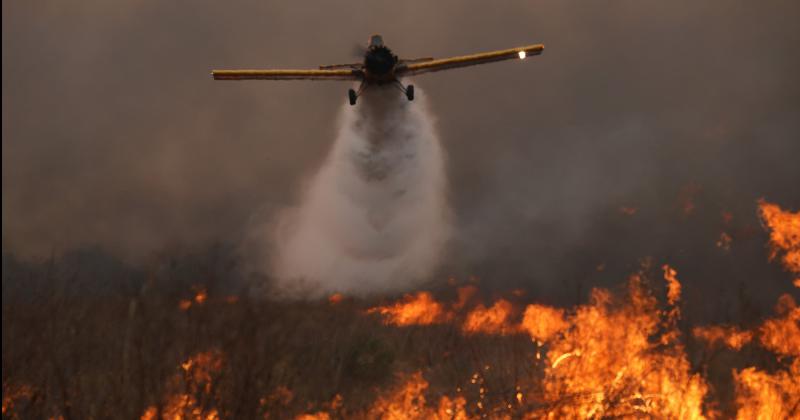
[348,89,357,106]
[406,85,414,101]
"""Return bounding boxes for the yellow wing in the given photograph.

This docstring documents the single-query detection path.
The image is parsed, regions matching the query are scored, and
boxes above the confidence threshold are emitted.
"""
[212,69,360,81]
[397,43,544,76]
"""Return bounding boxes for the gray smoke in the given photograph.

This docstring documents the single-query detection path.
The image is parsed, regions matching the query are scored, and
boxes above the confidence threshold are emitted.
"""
[3,1,799,318]
[266,85,450,297]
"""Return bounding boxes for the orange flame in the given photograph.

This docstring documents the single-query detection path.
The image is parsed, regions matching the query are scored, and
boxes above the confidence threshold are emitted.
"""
[368,292,452,326]
[692,325,753,350]
[520,304,568,342]
[132,200,800,418]
[141,350,223,420]
[527,275,708,419]
[734,359,800,420]
[462,299,516,335]
[758,199,800,274]
[662,264,682,306]
[758,294,800,357]
[178,285,209,311]
[729,200,800,418]
[730,295,800,418]
[295,413,331,420]
[193,286,208,305]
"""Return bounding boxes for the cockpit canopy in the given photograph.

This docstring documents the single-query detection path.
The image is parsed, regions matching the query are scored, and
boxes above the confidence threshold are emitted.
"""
[369,34,384,48]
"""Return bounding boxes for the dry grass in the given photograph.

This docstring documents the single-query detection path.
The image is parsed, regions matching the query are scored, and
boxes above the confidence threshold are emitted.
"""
[1,250,794,419]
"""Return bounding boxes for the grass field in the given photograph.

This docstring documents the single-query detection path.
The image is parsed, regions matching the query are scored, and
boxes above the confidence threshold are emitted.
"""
[2,201,798,419]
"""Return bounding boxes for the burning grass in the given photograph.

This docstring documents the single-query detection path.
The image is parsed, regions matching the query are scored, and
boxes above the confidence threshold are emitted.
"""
[2,200,799,418]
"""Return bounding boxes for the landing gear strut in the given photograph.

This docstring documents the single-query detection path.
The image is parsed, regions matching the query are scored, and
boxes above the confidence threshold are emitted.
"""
[348,81,367,106]
[347,81,415,106]
[393,81,414,102]
[348,89,357,106]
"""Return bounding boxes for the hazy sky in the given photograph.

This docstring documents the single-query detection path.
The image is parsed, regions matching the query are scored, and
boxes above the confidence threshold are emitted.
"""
[3,1,799,311]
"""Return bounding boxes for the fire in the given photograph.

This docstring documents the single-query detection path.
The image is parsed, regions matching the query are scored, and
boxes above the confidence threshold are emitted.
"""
[366,371,430,418]
[145,203,800,418]
[8,200,799,419]
[193,286,208,305]
[758,294,800,357]
[369,286,520,334]
[526,274,708,419]
[692,325,753,350]
[729,302,800,419]
[142,395,220,420]
[295,372,471,419]
[180,349,223,386]
[733,359,800,420]
[141,350,223,420]
[758,199,800,274]
[295,412,331,420]
[2,383,34,418]
[178,285,209,311]
[358,372,469,419]
[367,291,452,326]
[726,200,800,418]
[342,266,716,417]
[461,299,516,335]
[662,264,682,306]
[520,304,568,342]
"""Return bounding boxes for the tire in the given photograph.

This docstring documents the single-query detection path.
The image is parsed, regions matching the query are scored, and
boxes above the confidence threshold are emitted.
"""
[406,85,414,101]
[348,89,357,106]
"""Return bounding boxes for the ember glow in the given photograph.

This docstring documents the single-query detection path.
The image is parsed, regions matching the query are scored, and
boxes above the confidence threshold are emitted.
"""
[179,285,210,311]
[141,350,223,420]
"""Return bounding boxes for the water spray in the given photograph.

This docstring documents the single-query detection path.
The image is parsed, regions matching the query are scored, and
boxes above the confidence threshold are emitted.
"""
[270,86,451,297]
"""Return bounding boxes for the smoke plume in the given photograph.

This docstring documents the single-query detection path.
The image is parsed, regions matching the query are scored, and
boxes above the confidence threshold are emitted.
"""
[267,85,451,297]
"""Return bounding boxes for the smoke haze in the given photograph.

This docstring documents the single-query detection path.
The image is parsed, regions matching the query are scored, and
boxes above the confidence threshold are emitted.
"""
[266,86,450,297]
[3,1,799,314]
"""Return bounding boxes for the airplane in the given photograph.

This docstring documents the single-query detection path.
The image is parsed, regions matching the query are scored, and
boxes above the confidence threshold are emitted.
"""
[212,35,544,105]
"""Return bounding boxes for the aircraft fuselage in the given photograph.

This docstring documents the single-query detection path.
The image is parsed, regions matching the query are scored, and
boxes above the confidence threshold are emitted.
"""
[361,35,400,84]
